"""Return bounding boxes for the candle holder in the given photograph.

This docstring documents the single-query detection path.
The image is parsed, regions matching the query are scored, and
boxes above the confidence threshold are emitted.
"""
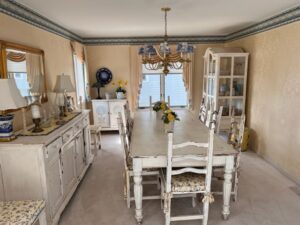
[32,118,43,133]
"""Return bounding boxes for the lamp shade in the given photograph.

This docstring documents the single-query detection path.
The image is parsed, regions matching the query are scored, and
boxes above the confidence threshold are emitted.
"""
[53,74,75,93]
[0,79,27,110]
[31,75,45,94]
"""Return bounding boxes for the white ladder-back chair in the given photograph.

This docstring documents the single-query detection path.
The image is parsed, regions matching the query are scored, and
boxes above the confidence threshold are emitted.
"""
[214,115,245,201]
[199,98,207,123]
[160,125,216,225]
[117,113,160,208]
[212,106,223,134]
[123,103,133,140]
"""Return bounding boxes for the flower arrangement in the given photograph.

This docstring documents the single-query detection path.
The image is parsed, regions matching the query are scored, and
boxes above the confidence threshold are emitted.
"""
[153,101,168,112]
[162,109,180,124]
[113,80,128,94]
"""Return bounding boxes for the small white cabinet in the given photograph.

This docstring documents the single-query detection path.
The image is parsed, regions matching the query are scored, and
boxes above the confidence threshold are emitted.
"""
[0,110,93,225]
[92,99,127,130]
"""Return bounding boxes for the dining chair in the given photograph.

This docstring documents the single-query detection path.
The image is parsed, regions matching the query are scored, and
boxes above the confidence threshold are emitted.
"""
[123,103,133,140]
[117,113,161,208]
[199,98,207,123]
[160,124,215,225]
[213,115,245,201]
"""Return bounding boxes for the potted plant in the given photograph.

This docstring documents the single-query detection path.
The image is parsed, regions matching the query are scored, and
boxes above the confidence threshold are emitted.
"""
[113,80,128,99]
[162,109,179,132]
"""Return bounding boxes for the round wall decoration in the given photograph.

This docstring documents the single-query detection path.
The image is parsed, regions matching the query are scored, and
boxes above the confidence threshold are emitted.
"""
[96,67,113,85]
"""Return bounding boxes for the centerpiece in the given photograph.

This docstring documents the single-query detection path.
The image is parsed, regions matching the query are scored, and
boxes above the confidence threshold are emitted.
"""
[153,101,168,119]
[162,109,179,132]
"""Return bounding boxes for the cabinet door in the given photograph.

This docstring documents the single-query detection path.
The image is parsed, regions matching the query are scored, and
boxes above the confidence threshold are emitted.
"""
[93,101,110,127]
[75,132,85,178]
[61,140,76,196]
[46,154,63,217]
[109,101,125,128]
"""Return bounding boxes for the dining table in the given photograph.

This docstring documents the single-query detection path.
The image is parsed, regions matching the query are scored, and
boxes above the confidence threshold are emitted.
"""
[130,109,237,224]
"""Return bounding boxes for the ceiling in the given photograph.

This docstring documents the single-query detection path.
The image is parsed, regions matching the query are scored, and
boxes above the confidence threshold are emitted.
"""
[15,0,300,38]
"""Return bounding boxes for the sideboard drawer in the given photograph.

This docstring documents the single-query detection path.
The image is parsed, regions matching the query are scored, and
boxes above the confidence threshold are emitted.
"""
[73,121,83,134]
[62,128,74,143]
[83,115,89,127]
[45,137,63,161]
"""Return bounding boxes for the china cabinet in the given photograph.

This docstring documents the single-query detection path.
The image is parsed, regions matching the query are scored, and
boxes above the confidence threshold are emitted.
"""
[203,48,249,130]
[92,99,127,131]
[0,110,93,225]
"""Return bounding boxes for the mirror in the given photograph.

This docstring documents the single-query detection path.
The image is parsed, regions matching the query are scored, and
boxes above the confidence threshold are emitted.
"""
[0,40,47,110]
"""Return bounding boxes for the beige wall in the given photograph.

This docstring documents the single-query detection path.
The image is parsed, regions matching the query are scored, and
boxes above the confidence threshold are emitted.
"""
[226,21,300,183]
[86,43,223,114]
[0,13,77,130]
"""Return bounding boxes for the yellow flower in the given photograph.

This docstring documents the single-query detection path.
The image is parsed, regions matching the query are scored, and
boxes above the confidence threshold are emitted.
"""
[161,102,167,110]
[167,113,175,122]
[165,109,172,114]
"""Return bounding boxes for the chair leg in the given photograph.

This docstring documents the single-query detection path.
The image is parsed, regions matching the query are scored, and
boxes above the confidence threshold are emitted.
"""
[97,131,101,149]
[157,174,160,190]
[202,201,210,225]
[233,168,239,202]
[126,172,131,208]
[123,172,127,200]
[164,197,171,225]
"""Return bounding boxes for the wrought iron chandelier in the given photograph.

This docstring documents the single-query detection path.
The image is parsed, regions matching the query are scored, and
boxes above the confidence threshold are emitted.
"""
[139,7,194,75]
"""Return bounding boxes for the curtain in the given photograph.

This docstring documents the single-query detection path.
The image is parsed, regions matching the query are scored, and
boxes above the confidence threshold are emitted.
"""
[7,52,26,62]
[182,54,194,110]
[70,41,86,63]
[129,46,143,111]
[26,53,42,88]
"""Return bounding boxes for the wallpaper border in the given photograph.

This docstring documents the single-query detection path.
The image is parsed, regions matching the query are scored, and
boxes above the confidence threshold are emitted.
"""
[0,0,299,45]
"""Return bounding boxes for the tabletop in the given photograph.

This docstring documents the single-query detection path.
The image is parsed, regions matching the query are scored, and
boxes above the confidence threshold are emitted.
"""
[130,109,237,158]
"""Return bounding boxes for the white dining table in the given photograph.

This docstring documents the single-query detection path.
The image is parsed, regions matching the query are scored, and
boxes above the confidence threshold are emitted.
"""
[130,109,237,224]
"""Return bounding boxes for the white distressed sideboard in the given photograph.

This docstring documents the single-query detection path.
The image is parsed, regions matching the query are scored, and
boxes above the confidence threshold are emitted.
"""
[0,110,93,225]
[92,99,127,131]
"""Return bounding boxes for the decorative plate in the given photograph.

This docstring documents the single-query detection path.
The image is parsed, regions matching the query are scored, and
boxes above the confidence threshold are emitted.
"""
[96,68,113,85]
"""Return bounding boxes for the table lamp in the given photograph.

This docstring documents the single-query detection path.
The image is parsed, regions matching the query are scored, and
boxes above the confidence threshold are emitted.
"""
[0,78,27,141]
[53,74,75,124]
[29,75,45,132]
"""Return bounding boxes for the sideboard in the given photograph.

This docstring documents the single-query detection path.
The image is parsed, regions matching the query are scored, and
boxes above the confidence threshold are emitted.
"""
[92,99,127,131]
[0,110,93,225]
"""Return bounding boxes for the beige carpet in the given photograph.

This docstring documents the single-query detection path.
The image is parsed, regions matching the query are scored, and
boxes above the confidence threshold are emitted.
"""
[59,133,300,225]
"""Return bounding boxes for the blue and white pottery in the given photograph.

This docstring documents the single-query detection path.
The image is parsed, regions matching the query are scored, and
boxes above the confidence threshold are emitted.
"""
[0,114,14,138]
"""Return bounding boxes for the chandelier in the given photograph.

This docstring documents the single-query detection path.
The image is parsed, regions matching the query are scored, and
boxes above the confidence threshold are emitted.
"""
[139,7,194,75]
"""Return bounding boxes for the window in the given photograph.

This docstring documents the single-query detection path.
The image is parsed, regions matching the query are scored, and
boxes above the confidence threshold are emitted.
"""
[138,66,187,108]
[73,55,89,103]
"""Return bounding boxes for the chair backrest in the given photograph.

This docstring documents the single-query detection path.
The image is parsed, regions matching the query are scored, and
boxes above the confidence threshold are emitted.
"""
[199,98,207,123]
[117,112,130,169]
[123,103,133,134]
[166,125,215,194]
[215,106,223,134]
[229,115,246,150]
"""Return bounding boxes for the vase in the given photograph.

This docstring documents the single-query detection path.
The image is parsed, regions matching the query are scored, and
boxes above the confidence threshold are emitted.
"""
[156,111,163,119]
[164,121,174,133]
[116,92,125,99]
[0,114,14,140]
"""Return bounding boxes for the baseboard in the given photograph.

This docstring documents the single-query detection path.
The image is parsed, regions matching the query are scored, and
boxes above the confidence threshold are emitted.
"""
[256,152,300,187]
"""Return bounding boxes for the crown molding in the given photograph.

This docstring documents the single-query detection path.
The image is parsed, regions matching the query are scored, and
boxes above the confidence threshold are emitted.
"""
[0,0,299,45]
[226,5,300,41]
[82,36,226,45]
[0,0,82,42]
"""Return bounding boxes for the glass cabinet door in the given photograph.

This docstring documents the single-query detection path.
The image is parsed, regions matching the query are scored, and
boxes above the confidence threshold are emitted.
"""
[219,78,231,96]
[220,57,232,76]
[233,57,246,76]
[232,78,244,96]
[231,99,243,116]
[218,99,230,116]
